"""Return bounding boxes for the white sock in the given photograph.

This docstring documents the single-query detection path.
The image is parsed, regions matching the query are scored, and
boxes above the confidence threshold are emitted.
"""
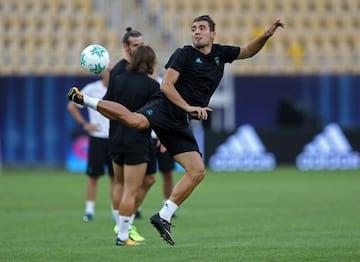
[83,95,99,110]
[159,200,178,221]
[113,210,119,226]
[85,201,95,214]
[117,215,132,241]
[129,214,135,227]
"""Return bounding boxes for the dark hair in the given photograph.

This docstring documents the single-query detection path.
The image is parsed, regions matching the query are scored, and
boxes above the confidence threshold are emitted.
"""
[126,45,156,75]
[192,15,216,32]
[122,27,142,44]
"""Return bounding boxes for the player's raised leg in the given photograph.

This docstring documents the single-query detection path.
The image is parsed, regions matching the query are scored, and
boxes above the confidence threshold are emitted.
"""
[67,87,150,130]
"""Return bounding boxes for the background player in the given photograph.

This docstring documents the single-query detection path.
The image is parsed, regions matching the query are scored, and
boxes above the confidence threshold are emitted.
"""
[67,65,114,222]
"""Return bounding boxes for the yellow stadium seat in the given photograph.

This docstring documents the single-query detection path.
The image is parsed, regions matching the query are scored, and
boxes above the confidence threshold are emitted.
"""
[1,0,358,75]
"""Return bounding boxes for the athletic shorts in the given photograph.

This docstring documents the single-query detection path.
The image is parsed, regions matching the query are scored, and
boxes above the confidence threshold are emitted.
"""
[111,140,155,176]
[145,138,157,175]
[86,136,114,177]
[138,98,200,157]
[154,139,175,172]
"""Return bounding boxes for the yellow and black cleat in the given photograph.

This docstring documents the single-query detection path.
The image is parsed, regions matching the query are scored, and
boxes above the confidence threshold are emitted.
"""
[67,87,84,105]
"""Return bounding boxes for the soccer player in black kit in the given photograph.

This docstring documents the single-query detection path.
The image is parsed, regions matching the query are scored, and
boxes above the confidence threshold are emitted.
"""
[104,28,155,243]
[68,15,285,245]
[104,45,160,246]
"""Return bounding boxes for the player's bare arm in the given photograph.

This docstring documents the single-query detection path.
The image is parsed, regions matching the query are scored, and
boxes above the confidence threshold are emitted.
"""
[67,102,98,132]
[160,68,188,109]
[161,68,213,120]
[237,19,285,59]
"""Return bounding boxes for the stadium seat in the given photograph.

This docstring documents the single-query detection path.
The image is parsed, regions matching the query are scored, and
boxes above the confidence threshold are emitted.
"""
[1,0,358,75]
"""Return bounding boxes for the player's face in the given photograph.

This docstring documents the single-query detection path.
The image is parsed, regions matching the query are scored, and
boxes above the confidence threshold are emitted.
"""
[125,36,144,57]
[191,21,215,49]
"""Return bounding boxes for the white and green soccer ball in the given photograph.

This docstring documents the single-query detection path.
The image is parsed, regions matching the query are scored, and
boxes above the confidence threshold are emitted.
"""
[80,44,110,75]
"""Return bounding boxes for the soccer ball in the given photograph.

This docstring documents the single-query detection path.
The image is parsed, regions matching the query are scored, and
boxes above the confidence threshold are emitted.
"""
[80,44,110,75]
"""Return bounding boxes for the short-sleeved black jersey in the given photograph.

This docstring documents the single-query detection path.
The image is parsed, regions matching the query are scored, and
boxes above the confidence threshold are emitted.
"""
[110,59,128,79]
[103,59,128,141]
[138,44,240,130]
[104,59,128,102]
[137,44,240,156]
[165,44,240,107]
[108,71,159,154]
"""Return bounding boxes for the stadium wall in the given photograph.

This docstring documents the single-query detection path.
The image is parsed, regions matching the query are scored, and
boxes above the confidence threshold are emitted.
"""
[1,75,98,167]
[1,74,359,167]
[204,127,360,166]
[232,75,360,129]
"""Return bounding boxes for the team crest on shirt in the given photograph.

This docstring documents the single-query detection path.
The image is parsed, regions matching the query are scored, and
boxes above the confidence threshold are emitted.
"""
[146,109,153,115]
[214,57,220,66]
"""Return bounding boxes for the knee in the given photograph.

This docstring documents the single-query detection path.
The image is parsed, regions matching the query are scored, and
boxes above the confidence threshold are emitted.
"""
[143,175,156,188]
[190,167,206,184]
[198,168,206,181]
[113,183,123,193]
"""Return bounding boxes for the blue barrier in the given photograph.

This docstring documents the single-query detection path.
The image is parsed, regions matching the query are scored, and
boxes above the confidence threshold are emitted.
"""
[1,74,359,166]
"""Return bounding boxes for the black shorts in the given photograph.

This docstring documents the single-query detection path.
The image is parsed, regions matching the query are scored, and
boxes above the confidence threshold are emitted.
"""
[138,98,200,157]
[111,138,156,176]
[155,139,175,173]
[145,138,157,175]
[86,136,114,177]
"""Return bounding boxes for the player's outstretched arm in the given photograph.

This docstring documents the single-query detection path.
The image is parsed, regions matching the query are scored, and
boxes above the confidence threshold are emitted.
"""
[237,19,285,60]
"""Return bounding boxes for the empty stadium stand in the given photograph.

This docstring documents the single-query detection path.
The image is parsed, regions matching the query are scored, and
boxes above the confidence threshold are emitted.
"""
[0,0,358,75]
[143,0,359,75]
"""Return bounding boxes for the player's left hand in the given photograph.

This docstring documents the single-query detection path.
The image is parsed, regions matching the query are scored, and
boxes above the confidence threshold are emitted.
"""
[188,106,213,120]
[265,19,285,37]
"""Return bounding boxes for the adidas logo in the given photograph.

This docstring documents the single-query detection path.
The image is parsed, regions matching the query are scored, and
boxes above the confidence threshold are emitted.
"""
[209,124,276,171]
[195,58,203,64]
[296,123,360,170]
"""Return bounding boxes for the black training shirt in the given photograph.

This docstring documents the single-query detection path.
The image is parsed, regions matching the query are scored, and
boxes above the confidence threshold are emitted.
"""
[103,59,128,140]
[165,44,240,107]
[105,71,160,154]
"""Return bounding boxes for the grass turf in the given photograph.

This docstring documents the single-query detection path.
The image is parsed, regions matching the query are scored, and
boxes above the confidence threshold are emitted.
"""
[0,167,359,261]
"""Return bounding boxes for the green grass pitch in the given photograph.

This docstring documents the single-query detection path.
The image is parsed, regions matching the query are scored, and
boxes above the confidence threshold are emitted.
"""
[0,167,360,261]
